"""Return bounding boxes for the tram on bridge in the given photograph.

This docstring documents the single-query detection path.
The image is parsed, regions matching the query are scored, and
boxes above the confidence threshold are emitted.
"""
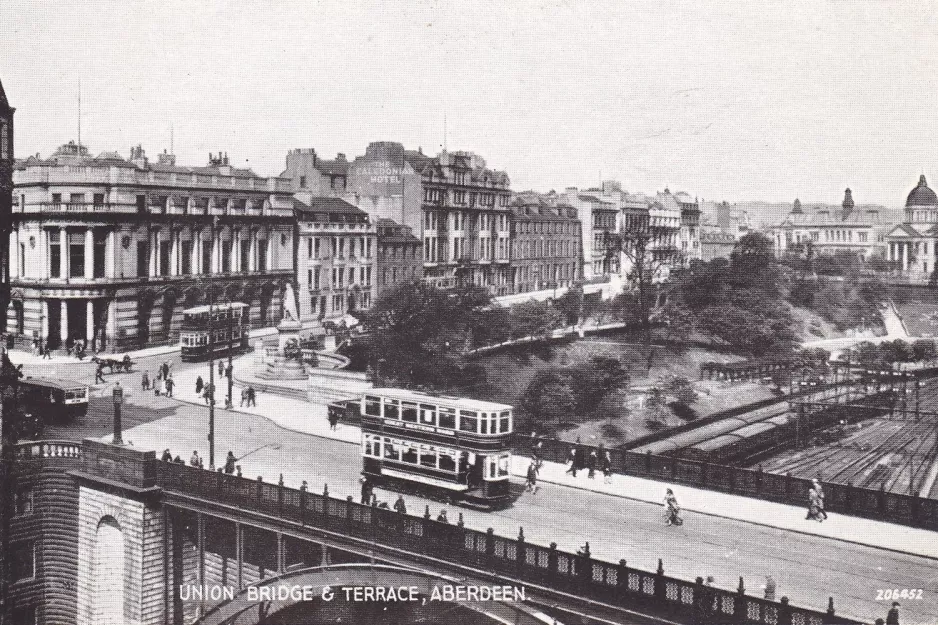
[180,302,250,362]
[357,388,514,509]
[19,376,89,421]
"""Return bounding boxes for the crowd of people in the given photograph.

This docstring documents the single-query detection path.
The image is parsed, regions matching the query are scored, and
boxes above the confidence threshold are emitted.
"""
[160,447,241,475]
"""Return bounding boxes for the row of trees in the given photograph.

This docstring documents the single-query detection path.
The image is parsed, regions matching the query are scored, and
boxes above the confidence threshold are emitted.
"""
[846,339,937,368]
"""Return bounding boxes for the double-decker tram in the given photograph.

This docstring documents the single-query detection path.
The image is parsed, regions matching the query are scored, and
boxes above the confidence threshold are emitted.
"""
[359,388,514,509]
[180,302,250,362]
[19,376,89,422]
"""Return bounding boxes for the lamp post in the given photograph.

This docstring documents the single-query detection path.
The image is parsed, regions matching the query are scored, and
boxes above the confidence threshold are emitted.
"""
[226,299,234,410]
[204,216,219,470]
[112,381,123,445]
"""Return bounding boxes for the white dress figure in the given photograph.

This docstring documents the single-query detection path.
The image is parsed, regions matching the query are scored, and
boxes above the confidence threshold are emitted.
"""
[282,283,300,322]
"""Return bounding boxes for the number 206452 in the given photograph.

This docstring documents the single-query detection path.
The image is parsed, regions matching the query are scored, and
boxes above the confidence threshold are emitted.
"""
[876,589,923,600]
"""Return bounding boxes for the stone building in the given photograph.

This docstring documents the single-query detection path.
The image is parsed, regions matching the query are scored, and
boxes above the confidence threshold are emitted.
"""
[345,142,513,295]
[375,218,422,296]
[0,79,13,331]
[508,196,581,293]
[884,175,938,280]
[8,143,294,350]
[281,148,349,197]
[294,197,376,324]
[560,189,619,279]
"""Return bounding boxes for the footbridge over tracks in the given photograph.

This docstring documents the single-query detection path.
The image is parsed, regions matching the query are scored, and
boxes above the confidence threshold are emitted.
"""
[9,438,865,625]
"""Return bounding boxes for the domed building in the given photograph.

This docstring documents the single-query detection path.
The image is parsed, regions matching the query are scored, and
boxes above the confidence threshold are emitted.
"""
[885,175,938,278]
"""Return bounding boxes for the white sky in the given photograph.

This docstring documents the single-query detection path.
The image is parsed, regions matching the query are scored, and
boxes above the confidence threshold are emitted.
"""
[1,0,936,206]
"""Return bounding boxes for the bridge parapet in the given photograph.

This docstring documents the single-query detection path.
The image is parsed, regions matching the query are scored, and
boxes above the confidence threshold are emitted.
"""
[14,439,83,460]
[155,460,862,625]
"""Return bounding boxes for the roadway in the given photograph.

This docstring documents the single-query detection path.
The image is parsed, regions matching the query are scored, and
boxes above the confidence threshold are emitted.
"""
[18,352,938,625]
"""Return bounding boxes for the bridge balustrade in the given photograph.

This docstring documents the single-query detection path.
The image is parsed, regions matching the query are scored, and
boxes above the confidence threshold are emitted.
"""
[153,459,861,625]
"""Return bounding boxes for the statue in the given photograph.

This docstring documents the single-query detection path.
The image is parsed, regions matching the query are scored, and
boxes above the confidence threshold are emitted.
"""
[282,283,299,323]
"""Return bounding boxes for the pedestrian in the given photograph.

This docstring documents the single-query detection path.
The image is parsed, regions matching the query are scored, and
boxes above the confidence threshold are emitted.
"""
[525,461,539,494]
[565,448,577,477]
[95,364,106,384]
[32,338,38,355]
[198,456,204,469]
[806,487,821,521]
[224,451,236,474]
[240,387,249,407]
[219,360,225,377]
[203,383,214,405]
[602,450,613,484]
[247,386,256,407]
[587,449,597,479]
[328,409,339,431]
[886,601,900,625]
[437,509,449,523]
[762,575,776,601]
[195,375,204,395]
[42,342,52,359]
[189,450,200,467]
[66,341,73,357]
[360,476,371,505]
[162,361,170,380]
[393,495,407,514]
[174,455,183,464]
[161,448,172,462]
[663,488,682,526]
[164,375,174,398]
[812,478,828,521]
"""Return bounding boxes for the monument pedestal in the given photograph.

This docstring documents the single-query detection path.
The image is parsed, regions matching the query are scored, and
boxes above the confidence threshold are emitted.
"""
[257,319,309,380]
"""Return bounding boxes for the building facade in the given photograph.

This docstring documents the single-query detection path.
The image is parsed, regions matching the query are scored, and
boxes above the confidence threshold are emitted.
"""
[281,148,349,197]
[294,197,376,324]
[772,191,891,260]
[674,191,702,264]
[561,189,619,279]
[699,229,737,261]
[8,143,294,351]
[375,218,422,297]
[0,79,13,331]
[508,196,581,294]
[345,142,513,295]
[884,175,938,281]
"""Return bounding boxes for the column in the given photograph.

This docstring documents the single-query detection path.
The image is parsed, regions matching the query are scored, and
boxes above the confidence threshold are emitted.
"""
[170,228,179,276]
[86,300,94,342]
[59,227,68,279]
[249,231,257,272]
[84,228,94,279]
[233,228,241,273]
[106,229,116,278]
[60,300,68,344]
[106,299,117,347]
[193,228,202,275]
[149,229,157,277]
[903,243,909,271]
[212,228,220,273]
[40,300,49,340]
[265,227,273,270]
[9,231,17,279]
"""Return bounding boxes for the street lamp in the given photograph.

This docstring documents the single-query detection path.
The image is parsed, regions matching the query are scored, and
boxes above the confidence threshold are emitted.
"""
[112,381,124,445]
[202,216,219,470]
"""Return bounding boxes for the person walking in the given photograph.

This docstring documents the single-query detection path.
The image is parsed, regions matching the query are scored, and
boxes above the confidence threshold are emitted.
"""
[161,448,173,462]
[393,495,407,514]
[189,450,201,467]
[219,360,225,378]
[663,488,682,526]
[240,387,249,407]
[886,601,900,625]
[525,460,539,494]
[564,448,577,476]
[42,342,52,359]
[224,451,237,474]
[360,476,372,505]
[437,509,449,523]
[602,451,613,484]
[587,449,597,479]
[806,486,821,521]
[247,386,256,407]
[162,361,171,380]
[95,364,106,384]
[140,369,150,391]
[164,375,174,398]
[812,478,828,521]
[762,576,776,601]
[195,375,204,395]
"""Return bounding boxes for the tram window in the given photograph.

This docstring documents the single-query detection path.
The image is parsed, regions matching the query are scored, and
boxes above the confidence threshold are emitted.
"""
[500,411,511,433]
[439,454,456,472]
[419,447,436,468]
[383,441,399,461]
[364,437,373,456]
[401,402,418,422]
[402,447,418,464]
[459,410,478,432]
[480,413,488,434]
[385,400,399,420]
[364,396,381,417]
[498,455,510,477]
[419,404,435,425]
[438,408,456,429]
[488,458,497,479]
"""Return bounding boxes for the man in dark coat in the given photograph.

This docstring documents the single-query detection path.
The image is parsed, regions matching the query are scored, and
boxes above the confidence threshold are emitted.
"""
[360,476,372,504]
[393,495,407,514]
[224,451,237,474]
[886,602,900,625]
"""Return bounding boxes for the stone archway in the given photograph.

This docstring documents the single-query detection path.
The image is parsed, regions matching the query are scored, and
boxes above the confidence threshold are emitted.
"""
[92,516,125,624]
[137,290,156,346]
[160,288,179,343]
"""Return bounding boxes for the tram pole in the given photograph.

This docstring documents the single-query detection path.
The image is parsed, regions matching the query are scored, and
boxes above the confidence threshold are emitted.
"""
[207,216,218,471]
[226,304,233,410]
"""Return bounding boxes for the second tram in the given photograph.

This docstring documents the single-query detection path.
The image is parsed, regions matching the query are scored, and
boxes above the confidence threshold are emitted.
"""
[19,376,89,422]
[180,302,250,362]
[357,388,514,509]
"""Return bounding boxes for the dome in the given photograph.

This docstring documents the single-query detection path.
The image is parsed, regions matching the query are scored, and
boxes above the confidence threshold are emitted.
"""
[906,175,938,207]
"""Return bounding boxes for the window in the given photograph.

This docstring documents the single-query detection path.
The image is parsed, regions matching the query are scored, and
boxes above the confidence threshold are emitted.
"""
[364,396,381,416]
[14,488,33,516]
[459,410,478,432]
[11,541,35,581]
[257,240,268,272]
[202,240,213,274]
[499,411,511,433]
[384,399,399,420]
[419,446,437,468]
[383,439,399,461]
[439,453,456,472]
[314,237,321,258]
[402,446,418,464]
[401,402,418,422]
[299,175,307,188]
[160,240,171,276]
[49,231,62,278]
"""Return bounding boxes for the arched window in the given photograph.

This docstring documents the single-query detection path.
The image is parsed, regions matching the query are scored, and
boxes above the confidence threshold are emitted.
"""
[93,517,124,624]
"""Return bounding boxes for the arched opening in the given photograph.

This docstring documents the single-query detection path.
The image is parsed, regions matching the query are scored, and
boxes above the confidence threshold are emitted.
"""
[161,290,178,342]
[92,516,124,624]
[137,293,154,346]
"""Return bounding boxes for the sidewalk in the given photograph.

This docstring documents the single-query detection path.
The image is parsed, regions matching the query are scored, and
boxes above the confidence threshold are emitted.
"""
[159,357,359,444]
[7,343,180,366]
[153,366,938,560]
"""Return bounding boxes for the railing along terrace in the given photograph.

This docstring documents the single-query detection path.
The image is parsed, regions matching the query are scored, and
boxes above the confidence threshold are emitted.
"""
[14,440,83,460]
[154,461,860,625]
[514,436,938,531]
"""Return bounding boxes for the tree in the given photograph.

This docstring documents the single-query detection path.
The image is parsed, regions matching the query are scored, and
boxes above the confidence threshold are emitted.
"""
[553,285,584,327]
[912,339,937,363]
[509,299,564,341]
[568,357,630,416]
[518,370,576,432]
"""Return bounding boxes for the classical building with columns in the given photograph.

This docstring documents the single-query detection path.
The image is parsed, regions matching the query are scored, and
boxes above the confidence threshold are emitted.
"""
[884,175,938,281]
[8,142,294,351]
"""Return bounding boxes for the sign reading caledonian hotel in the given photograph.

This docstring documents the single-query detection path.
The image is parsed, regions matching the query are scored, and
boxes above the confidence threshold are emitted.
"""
[355,161,407,185]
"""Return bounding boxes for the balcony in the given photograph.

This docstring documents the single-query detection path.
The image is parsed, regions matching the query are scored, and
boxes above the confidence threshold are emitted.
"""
[23,202,137,214]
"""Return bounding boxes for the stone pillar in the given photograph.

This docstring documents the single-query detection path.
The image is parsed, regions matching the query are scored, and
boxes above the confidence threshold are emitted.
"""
[233,228,241,273]
[170,228,179,276]
[903,243,909,271]
[212,228,220,273]
[266,227,274,270]
[60,300,69,344]
[85,228,94,279]
[193,228,202,275]
[249,231,257,272]
[149,229,157,277]
[60,227,68,279]
[86,300,95,342]
[106,229,116,278]
[106,299,117,346]
[40,299,49,340]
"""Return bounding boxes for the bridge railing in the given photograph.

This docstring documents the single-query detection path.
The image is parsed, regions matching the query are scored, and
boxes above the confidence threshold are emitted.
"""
[514,436,938,531]
[154,461,861,625]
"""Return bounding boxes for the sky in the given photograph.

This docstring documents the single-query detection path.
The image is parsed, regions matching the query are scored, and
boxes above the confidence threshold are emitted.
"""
[1,0,936,207]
